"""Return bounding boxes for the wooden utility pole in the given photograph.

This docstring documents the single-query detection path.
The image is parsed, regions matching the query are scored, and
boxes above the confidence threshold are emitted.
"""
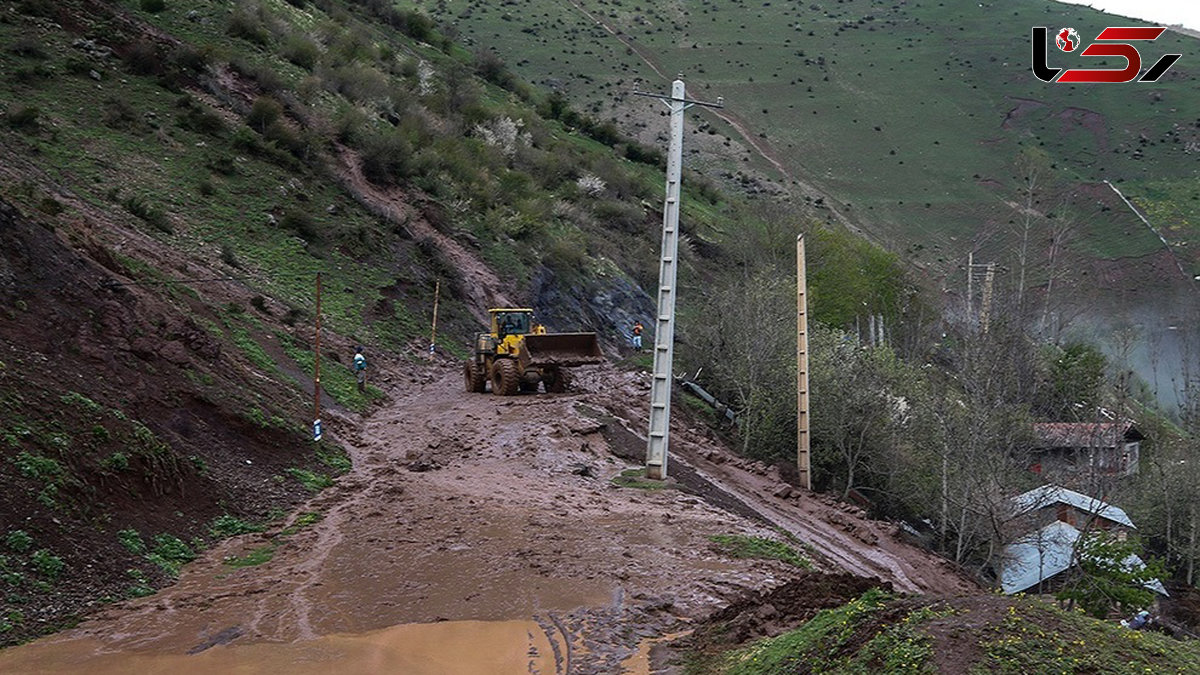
[429,279,440,360]
[313,272,322,442]
[797,234,811,489]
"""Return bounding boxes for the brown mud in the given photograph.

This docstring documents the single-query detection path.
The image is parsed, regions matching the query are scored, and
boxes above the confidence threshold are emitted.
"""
[0,363,975,673]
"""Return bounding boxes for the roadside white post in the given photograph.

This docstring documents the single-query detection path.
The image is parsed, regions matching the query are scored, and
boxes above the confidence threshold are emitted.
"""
[635,79,722,480]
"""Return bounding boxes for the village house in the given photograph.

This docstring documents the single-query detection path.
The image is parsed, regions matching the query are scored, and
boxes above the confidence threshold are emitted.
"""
[1030,421,1143,479]
[997,484,1166,597]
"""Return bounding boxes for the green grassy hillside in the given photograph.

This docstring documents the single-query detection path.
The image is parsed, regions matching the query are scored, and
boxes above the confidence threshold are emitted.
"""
[423,0,1200,279]
[687,589,1200,674]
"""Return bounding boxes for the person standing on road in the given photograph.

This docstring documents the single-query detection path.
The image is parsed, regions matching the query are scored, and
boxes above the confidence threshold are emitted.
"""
[631,322,644,351]
[353,346,367,393]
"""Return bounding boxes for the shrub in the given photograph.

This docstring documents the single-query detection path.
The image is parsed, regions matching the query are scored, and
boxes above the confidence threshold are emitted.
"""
[592,199,646,233]
[122,195,172,234]
[16,0,55,18]
[169,45,212,76]
[246,96,283,133]
[146,534,195,575]
[281,34,320,71]
[13,452,63,482]
[100,452,130,472]
[9,37,47,59]
[102,98,140,130]
[228,6,271,46]
[206,153,237,176]
[285,467,332,492]
[220,242,241,267]
[139,0,166,13]
[31,549,64,579]
[209,515,263,537]
[249,295,270,313]
[5,531,33,554]
[117,529,145,554]
[280,208,320,241]
[123,40,162,76]
[6,106,41,132]
[360,131,413,185]
[198,179,216,196]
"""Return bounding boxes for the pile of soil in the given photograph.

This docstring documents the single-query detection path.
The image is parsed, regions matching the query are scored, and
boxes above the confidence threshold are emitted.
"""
[687,571,888,649]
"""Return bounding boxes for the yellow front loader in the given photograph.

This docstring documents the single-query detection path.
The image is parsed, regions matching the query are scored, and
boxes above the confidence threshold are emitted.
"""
[464,308,603,395]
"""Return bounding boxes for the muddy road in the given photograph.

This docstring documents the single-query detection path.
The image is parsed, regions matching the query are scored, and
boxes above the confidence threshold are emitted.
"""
[0,363,974,673]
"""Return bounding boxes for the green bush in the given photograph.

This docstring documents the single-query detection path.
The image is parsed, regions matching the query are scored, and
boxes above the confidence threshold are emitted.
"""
[102,98,140,131]
[227,6,271,46]
[122,195,172,234]
[209,515,264,537]
[360,131,414,185]
[246,96,283,133]
[123,40,162,76]
[281,34,321,71]
[117,528,145,554]
[139,0,166,13]
[99,452,129,472]
[13,452,63,482]
[280,208,320,241]
[31,549,64,580]
[7,106,41,132]
[146,534,195,575]
[9,37,47,59]
[285,467,332,492]
[5,531,33,554]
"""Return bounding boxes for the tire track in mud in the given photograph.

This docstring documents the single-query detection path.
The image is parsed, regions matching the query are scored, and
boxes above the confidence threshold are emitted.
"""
[579,370,976,596]
[0,363,972,673]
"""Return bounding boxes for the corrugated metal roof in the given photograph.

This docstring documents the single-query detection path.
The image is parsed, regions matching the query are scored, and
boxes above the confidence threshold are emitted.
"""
[999,520,1167,596]
[1011,484,1136,529]
[1033,421,1142,448]
[999,520,1079,594]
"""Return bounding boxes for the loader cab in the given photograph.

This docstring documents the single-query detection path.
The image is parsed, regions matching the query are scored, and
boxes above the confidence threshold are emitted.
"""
[490,309,533,338]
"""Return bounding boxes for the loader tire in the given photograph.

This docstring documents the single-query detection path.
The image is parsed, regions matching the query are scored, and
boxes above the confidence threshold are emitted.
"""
[464,361,487,393]
[546,369,572,394]
[491,358,520,396]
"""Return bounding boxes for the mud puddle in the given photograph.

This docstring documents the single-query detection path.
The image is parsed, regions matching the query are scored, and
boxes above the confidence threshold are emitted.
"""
[0,619,556,674]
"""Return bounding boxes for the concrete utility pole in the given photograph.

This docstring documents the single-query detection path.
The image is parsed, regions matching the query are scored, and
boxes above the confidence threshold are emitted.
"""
[796,234,811,490]
[313,272,322,442]
[966,253,993,331]
[980,262,996,333]
[635,78,722,480]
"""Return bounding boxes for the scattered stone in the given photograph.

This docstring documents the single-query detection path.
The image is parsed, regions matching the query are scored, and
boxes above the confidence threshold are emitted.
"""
[772,484,792,499]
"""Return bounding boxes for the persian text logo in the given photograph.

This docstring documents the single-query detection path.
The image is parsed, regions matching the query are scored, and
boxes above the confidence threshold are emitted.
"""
[1031,26,1182,83]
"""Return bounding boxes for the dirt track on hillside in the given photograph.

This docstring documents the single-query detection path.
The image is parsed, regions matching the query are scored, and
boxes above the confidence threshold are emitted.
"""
[0,363,974,673]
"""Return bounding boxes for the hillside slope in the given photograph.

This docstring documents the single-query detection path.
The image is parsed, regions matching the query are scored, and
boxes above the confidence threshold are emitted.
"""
[425,0,1200,395]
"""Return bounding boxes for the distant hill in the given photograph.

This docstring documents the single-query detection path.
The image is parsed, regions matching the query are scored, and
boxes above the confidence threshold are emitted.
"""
[425,0,1200,398]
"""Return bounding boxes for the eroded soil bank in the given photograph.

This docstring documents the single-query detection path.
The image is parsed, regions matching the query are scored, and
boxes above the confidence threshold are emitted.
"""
[0,363,974,673]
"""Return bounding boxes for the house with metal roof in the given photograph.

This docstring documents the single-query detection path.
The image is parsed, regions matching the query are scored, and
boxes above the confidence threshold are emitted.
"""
[1030,421,1143,479]
[998,484,1166,596]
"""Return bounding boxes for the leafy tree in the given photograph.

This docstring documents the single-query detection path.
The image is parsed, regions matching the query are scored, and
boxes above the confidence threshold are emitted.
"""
[1057,533,1165,618]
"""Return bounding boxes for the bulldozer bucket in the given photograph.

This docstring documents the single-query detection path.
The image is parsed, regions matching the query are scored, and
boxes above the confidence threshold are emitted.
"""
[522,333,603,367]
